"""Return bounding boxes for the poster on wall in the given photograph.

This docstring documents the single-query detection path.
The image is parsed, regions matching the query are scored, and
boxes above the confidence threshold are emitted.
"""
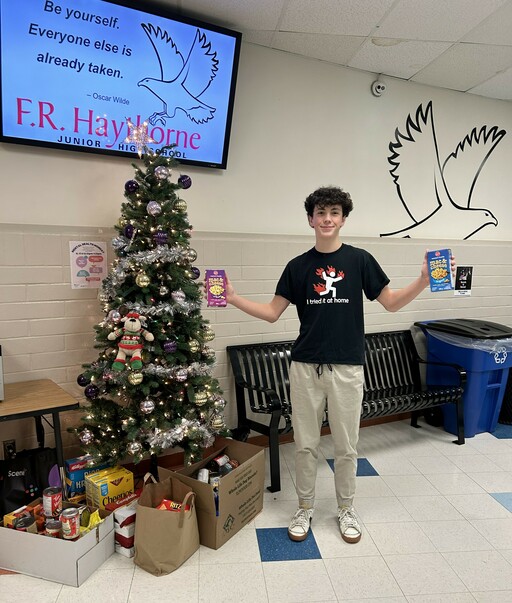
[69,241,107,289]
[454,266,473,296]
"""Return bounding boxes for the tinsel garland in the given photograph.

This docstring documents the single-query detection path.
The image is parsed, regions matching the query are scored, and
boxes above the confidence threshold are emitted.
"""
[147,420,215,450]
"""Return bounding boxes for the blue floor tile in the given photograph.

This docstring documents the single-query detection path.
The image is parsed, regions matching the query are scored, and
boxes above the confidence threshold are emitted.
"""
[491,492,512,512]
[491,423,512,439]
[326,457,379,476]
[256,527,322,562]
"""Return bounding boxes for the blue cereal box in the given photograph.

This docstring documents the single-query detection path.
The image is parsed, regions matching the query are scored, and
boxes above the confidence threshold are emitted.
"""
[427,249,453,292]
[65,454,112,498]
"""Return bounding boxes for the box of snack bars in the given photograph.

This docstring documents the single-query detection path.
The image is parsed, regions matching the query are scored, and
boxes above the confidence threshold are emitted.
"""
[427,249,453,292]
[205,269,227,307]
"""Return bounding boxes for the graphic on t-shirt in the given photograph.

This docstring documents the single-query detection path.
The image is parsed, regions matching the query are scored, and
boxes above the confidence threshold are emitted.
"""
[313,265,345,297]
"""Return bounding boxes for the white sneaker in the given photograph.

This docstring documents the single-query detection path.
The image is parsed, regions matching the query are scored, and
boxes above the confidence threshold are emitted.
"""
[338,506,361,543]
[288,508,314,541]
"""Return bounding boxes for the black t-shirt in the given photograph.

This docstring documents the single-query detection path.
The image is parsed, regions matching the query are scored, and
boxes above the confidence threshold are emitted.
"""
[275,244,389,364]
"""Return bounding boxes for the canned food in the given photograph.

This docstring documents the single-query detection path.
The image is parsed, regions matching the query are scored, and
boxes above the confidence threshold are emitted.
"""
[14,516,37,534]
[209,473,221,488]
[60,508,80,541]
[43,487,62,518]
[45,519,62,538]
[197,468,209,482]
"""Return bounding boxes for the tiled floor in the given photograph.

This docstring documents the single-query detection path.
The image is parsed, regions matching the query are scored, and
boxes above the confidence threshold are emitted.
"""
[3,419,512,602]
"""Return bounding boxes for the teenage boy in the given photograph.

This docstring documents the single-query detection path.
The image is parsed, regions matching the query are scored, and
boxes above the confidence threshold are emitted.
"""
[225,186,446,544]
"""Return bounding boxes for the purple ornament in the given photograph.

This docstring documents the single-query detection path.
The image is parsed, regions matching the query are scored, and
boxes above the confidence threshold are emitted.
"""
[77,373,90,387]
[124,224,135,239]
[153,230,168,245]
[178,174,192,189]
[190,266,201,280]
[84,384,99,399]
[124,180,139,194]
[163,340,178,354]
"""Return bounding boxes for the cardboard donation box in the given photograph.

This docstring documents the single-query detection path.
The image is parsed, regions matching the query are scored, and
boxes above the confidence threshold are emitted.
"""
[0,501,114,587]
[160,439,264,550]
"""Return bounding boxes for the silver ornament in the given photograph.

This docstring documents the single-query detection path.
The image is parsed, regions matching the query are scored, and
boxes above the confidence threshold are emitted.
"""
[79,428,94,445]
[154,165,170,180]
[172,289,186,304]
[146,201,162,216]
[188,339,200,353]
[175,368,188,382]
[159,285,169,296]
[140,399,155,414]
[108,310,121,323]
[187,248,198,262]
[127,441,142,455]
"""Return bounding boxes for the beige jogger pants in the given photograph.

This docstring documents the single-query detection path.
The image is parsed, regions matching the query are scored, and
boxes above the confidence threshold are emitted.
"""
[289,361,364,509]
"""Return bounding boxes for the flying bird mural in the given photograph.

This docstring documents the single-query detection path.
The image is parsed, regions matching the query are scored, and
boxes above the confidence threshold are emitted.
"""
[138,23,219,125]
[380,101,505,239]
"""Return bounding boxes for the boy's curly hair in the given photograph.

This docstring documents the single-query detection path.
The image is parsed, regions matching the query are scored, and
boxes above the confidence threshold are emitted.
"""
[304,187,353,218]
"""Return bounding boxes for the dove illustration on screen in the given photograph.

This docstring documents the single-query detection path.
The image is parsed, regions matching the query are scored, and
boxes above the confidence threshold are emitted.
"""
[138,23,219,125]
[380,101,505,239]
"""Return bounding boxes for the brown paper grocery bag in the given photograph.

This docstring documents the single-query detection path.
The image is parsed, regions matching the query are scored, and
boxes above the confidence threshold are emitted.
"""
[134,473,200,576]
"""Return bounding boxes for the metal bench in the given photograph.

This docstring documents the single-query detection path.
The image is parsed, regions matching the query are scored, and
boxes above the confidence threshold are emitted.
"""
[227,329,466,492]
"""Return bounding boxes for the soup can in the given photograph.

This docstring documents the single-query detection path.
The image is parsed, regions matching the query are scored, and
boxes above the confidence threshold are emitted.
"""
[45,519,62,538]
[60,508,80,541]
[14,516,37,534]
[43,487,62,518]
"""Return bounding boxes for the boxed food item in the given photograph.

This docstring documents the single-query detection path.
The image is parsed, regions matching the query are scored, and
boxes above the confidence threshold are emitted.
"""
[65,454,112,498]
[160,438,264,549]
[0,499,114,587]
[427,249,453,292]
[85,466,134,510]
[205,269,227,307]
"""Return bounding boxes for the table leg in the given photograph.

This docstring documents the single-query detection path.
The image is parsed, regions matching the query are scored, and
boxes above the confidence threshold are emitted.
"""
[52,411,67,497]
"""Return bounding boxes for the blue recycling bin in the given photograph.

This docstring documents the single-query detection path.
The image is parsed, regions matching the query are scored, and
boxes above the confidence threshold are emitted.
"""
[415,319,512,438]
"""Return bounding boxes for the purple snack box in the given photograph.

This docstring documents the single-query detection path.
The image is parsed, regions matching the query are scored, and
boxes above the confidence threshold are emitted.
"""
[206,269,227,307]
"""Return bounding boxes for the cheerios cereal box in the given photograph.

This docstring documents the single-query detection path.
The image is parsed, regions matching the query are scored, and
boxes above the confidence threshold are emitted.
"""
[205,269,227,307]
[427,249,453,292]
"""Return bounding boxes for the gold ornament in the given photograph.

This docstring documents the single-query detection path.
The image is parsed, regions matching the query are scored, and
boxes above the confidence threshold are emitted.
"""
[174,199,187,212]
[210,414,225,430]
[203,326,215,342]
[128,372,144,385]
[136,272,151,287]
[188,339,200,353]
[195,391,208,406]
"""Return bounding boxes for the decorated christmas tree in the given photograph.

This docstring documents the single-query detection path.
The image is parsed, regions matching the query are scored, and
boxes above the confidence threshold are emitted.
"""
[76,134,228,468]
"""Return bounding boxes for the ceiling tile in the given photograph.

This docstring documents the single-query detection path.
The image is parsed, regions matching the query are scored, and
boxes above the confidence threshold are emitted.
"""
[279,0,395,36]
[463,0,512,45]
[272,32,365,64]
[468,66,512,100]
[349,38,452,79]
[170,0,287,31]
[375,0,507,42]
[412,42,512,91]
[241,30,276,46]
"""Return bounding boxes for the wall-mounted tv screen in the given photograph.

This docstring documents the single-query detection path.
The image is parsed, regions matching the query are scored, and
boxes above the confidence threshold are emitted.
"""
[0,0,241,168]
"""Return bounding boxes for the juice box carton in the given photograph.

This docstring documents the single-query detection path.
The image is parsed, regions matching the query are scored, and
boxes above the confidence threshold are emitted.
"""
[205,269,227,307]
[85,466,134,510]
[427,249,453,292]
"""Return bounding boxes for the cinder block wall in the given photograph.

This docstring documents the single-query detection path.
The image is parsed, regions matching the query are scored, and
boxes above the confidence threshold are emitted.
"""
[1,223,511,458]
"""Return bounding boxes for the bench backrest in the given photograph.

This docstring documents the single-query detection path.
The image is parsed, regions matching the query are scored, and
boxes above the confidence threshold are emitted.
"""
[227,330,421,414]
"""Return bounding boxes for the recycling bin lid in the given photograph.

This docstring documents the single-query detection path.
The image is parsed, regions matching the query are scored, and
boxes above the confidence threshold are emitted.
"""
[414,318,512,339]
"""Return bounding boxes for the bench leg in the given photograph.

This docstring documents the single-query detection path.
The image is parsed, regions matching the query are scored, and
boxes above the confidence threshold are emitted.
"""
[267,425,281,493]
[410,410,421,428]
[453,400,465,445]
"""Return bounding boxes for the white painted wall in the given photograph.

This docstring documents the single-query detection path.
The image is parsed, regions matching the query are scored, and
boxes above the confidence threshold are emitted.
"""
[1,44,511,241]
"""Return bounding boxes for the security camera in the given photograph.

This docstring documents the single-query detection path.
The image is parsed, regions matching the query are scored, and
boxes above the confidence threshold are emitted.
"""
[371,81,386,97]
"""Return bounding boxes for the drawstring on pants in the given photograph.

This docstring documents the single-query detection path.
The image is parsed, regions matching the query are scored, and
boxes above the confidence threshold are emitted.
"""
[316,363,333,377]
